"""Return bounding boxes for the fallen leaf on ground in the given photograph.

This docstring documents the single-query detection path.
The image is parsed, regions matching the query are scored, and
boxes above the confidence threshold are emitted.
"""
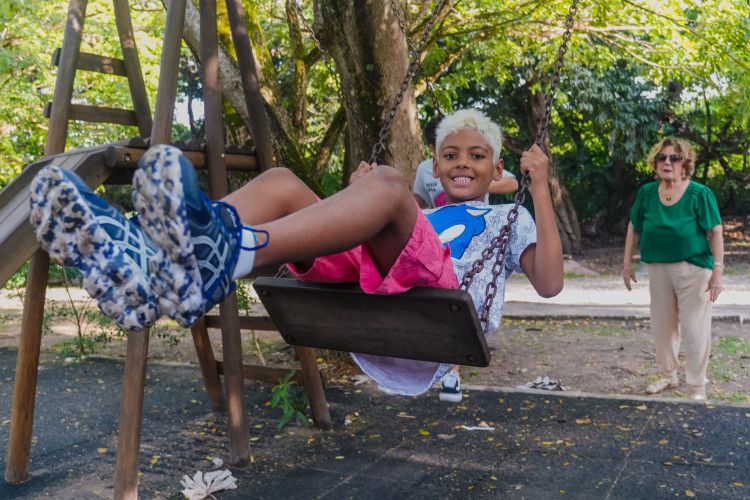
[180,469,237,500]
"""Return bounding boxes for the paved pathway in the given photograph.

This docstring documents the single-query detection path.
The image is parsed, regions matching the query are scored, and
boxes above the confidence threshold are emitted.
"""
[504,271,750,322]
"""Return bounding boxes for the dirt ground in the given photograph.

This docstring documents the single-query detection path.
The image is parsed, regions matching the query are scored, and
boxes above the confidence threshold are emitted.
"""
[1,218,748,404]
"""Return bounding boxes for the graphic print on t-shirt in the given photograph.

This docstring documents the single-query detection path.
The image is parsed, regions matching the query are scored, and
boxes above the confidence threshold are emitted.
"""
[425,205,491,259]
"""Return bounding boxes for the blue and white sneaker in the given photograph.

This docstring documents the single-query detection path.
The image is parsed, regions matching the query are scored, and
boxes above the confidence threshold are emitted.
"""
[439,371,463,403]
[132,145,266,327]
[29,166,164,331]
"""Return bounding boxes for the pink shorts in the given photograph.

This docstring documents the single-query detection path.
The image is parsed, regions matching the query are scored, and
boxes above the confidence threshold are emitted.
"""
[287,205,458,294]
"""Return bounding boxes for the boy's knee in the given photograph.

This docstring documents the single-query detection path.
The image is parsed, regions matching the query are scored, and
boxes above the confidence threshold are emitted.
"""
[262,166,297,182]
[371,166,409,194]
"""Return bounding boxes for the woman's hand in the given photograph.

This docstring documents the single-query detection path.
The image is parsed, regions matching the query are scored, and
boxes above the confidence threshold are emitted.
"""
[349,161,376,185]
[706,269,723,302]
[623,266,637,291]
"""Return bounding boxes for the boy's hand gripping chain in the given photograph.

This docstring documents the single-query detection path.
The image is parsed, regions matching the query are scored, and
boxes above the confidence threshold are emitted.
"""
[460,0,578,334]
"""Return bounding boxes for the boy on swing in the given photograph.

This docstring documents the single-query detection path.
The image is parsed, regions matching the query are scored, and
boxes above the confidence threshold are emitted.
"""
[30,108,563,401]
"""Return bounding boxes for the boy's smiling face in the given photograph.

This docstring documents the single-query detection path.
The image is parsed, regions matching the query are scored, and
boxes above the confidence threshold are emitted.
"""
[433,128,504,204]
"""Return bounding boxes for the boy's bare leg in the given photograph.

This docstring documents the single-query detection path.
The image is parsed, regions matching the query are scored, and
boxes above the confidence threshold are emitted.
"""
[133,146,417,326]
[226,166,418,277]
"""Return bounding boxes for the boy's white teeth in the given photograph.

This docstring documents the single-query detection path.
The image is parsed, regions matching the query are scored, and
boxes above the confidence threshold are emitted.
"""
[453,176,472,184]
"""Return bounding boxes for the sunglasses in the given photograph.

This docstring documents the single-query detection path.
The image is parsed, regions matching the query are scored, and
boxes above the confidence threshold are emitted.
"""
[656,153,682,164]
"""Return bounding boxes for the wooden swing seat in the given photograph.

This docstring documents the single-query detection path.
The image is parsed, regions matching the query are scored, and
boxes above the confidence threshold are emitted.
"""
[253,276,490,367]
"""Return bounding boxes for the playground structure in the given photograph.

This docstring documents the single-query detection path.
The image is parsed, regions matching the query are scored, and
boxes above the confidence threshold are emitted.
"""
[1,0,332,498]
[2,0,503,497]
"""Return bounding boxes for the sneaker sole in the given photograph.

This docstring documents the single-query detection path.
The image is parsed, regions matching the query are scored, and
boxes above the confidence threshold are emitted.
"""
[29,166,159,331]
[132,146,204,327]
[439,391,463,403]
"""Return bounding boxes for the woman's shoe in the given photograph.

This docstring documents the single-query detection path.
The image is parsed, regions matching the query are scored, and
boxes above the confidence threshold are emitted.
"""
[689,385,707,400]
[645,377,679,395]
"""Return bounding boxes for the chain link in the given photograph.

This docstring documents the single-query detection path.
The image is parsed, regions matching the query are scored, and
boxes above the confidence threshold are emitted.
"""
[461,0,578,333]
[535,0,579,148]
[389,0,443,115]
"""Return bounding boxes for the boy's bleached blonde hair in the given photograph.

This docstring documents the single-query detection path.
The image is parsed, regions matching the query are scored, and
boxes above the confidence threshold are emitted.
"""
[435,109,504,163]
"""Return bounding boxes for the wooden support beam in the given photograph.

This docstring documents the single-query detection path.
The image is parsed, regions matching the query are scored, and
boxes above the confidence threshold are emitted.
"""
[112,0,152,137]
[44,102,138,126]
[216,362,307,385]
[51,48,127,76]
[113,328,150,500]
[203,314,277,331]
[216,293,250,466]
[4,252,49,484]
[150,0,186,145]
[190,318,225,411]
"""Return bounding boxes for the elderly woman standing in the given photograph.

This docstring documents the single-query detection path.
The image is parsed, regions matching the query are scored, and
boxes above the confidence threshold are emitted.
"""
[623,137,723,400]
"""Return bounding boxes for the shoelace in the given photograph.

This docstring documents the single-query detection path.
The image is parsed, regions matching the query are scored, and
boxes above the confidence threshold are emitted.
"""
[212,200,270,252]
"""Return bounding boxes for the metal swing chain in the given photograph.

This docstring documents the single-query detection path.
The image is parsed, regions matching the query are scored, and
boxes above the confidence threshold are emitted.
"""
[389,0,444,115]
[534,0,579,148]
[460,0,579,334]
[368,0,447,165]
[291,1,371,145]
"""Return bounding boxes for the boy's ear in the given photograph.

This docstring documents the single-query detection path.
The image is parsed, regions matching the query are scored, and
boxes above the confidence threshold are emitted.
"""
[428,144,436,155]
[432,156,440,178]
[493,158,504,181]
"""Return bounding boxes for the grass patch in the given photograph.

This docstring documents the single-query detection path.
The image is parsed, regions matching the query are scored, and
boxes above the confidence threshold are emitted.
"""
[564,272,586,279]
[707,358,746,384]
[560,321,634,338]
[713,393,750,403]
[723,263,750,278]
[715,336,750,356]
[502,318,556,331]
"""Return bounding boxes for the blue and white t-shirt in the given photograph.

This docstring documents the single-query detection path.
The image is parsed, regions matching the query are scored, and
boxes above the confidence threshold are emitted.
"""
[351,201,537,396]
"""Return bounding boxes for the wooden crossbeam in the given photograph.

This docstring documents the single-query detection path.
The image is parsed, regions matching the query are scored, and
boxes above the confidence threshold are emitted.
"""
[51,48,128,76]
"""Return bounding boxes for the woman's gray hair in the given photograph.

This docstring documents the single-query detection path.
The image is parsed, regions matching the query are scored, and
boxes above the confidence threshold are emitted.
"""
[647,137,697,179]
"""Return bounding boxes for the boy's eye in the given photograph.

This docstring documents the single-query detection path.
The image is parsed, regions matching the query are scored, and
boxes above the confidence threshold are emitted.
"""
[444,153,456,159]
[471,154,485,160]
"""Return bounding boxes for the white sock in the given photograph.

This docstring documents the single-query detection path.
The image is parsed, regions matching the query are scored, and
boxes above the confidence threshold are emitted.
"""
[231,226,258,280]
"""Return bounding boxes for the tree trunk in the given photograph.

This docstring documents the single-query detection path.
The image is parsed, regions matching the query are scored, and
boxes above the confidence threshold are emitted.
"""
[314,0,424,185]
[182,0,322,191]
[526,79,582,255]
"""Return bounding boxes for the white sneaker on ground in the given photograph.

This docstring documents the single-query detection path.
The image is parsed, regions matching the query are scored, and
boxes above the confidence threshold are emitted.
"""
[439,371,462,403]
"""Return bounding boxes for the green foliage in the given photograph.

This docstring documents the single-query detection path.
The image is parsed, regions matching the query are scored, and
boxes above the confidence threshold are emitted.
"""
[154,324,184,350]
[235,279,257,315]
[3,0,750,227]
[4,262,28,289]
[270,370,310,429]
[715,337,750,356]
[42,266,128,359]
[0,0,166,186]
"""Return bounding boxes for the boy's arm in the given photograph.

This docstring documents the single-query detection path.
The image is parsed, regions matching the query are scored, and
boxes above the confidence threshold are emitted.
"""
[487,176,519,195]
[518,145,564,298]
